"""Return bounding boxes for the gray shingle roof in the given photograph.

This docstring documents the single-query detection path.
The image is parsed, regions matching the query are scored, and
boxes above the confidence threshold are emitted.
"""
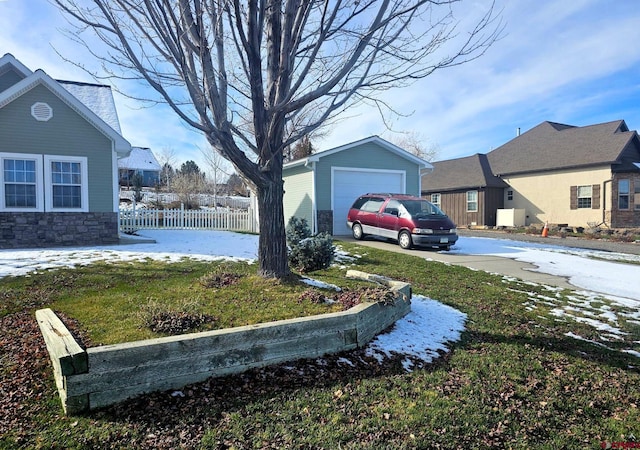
[487,120,637,175]
[422,120,640,192]
[423,153,508,191]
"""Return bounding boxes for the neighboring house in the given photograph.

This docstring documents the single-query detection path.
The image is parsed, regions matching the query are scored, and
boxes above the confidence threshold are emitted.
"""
[0,53,131,248]
[422,153,508,228]
[422,120,640,228]
[282,136,433,235]
[118,147,161,187]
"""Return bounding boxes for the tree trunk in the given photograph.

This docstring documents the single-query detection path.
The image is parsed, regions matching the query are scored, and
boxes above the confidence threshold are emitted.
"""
[256,177,290,279]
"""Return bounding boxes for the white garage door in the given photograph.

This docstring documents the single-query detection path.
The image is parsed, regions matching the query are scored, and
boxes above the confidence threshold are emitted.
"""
[332,168,405,235]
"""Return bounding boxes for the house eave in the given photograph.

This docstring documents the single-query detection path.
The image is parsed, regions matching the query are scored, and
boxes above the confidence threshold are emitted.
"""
[0,69,131,157]
[495,161,616,178]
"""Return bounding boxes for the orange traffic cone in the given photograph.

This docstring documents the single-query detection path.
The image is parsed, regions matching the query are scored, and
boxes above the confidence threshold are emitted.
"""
[541,222,549,237]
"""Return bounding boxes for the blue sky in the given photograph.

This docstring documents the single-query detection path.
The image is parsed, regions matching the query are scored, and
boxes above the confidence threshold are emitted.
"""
[2,0,640,174]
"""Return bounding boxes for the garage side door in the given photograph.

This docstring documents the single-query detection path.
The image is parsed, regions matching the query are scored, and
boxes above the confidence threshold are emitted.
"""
[332,168,405,235]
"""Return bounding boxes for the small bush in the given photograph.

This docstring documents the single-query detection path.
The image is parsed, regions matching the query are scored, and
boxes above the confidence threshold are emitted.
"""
[200,268,243,288]
[286,216,312,243]
[334,287,396,310]
[146,311,216,334]
[286,217,334,273]
[298,288,329,304]
[136,298,216,334]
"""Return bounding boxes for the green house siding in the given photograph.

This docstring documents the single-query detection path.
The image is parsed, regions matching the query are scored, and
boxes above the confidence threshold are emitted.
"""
[314,143,420,211]
[0,84,115,212]
[283,164,314,227]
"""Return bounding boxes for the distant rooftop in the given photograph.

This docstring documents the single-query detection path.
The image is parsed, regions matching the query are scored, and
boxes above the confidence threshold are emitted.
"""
[118,147,161,171]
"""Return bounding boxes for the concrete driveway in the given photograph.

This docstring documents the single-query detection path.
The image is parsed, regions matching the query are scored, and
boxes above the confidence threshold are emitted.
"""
[336,230,640,290]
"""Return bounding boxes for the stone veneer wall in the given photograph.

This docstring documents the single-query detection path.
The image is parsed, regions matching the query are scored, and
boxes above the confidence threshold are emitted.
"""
[610,173,640,228]
[317,210,333,235]
[0,212,119,249]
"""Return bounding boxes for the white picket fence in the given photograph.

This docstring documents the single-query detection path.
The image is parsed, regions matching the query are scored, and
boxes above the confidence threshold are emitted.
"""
[119,204,257,233]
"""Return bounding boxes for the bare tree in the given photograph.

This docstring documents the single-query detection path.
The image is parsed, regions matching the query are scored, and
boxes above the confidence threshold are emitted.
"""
[172,171,207,208]
[201,145,232,207]
[53,0,502,278]
[157,147,178,188]
[388,130,441,162]
[284,135,314,163]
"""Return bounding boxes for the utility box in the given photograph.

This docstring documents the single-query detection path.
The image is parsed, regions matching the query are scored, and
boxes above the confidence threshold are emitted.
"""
[496,208,526,227]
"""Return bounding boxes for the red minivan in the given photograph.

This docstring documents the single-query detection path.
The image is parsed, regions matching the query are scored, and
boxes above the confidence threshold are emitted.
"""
[346,193,458,250]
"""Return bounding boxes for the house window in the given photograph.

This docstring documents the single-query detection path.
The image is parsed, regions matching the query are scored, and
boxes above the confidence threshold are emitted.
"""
[3,158,37,207]
[0,153,88,212]
[1,153,42,211]
[466,190,478,212]
[507,190,513,201]
[577,185,592,209]
[45,155,88,212]
[635,179,640,210]
[618,179,630,210]
[430,193,441,207]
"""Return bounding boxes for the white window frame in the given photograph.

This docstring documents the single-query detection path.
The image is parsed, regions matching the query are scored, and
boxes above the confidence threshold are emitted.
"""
[466,190,478,212]
[577,185,592,209]
[0,152,89,212]
[430,193,441,208]
[44,155,89,212]
[1,152,44,212]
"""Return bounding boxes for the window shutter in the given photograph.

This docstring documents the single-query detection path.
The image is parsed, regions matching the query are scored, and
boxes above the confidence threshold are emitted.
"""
[592,184,600,209]
[570,185,577,210]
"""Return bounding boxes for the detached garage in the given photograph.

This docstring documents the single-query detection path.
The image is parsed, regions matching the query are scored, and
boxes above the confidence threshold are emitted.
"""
[282,136,432,235]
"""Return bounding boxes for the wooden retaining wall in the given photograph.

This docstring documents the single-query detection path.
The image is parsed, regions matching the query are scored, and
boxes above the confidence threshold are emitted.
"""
[36,271,411,414]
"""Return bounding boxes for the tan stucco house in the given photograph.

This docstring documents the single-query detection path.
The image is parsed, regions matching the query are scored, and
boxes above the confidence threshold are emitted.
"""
[422,120,640,229]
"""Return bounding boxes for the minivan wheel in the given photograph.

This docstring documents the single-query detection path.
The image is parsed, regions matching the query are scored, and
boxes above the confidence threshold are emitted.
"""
[398,231,412,249]
[352,223,364,240]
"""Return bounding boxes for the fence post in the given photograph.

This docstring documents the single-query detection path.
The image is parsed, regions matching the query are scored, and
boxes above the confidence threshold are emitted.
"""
[181,203,185,229]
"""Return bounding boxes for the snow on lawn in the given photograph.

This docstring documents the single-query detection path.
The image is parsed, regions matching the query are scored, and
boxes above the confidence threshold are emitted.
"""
[0,230,258,278]
[1,230,637,362]
[365,296,467,371]
[0,230,467,367]
[450,236,640,301]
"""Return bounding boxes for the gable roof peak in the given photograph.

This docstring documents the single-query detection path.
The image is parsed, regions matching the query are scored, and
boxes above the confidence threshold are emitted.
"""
[0,65,130,156]
[283,135,433,170]
[0,53,33,77]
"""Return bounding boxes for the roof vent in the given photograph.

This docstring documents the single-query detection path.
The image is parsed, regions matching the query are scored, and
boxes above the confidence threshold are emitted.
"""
[31,102,53,122]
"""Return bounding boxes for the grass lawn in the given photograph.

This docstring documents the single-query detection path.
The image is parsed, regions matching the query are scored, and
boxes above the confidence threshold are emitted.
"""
[1,241,638,449]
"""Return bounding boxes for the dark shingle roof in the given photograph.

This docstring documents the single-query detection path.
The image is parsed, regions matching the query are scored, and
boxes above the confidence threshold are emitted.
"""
[487,120,637,175]
[423,153,508,191]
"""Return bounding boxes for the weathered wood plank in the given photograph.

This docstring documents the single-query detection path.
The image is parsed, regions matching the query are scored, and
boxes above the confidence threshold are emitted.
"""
[87,311,357,371]
[70,328,358,396]
[35,309,87,375]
